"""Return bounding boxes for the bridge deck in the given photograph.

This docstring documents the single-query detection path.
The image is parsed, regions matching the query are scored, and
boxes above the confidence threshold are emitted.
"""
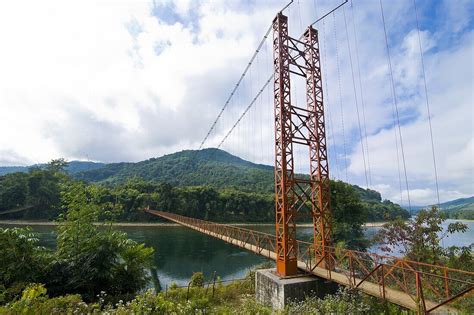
[146,209,473,313]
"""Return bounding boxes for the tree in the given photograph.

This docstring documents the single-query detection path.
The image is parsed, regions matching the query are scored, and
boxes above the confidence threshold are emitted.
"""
[45,158,69,174]
[45,181,155,300]
[0,159,70,218]
[0,227,50,302]
[376,206,472,267]
[330,180,369,250]
[190,272,204,287]
[0,173,29,211]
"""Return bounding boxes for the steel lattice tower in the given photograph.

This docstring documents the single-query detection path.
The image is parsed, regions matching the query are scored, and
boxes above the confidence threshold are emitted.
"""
[273,12,333,277]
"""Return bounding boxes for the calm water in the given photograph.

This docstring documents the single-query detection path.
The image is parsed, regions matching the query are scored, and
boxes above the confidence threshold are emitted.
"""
[2,220,472,290]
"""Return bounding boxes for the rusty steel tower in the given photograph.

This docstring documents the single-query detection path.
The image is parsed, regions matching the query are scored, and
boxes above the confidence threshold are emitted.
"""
[272,12,332,277]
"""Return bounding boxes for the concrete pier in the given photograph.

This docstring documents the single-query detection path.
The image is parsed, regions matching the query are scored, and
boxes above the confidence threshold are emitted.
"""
[255,268,338,310]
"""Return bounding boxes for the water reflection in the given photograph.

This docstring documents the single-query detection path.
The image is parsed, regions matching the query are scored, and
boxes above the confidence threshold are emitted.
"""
[122,226,269,287]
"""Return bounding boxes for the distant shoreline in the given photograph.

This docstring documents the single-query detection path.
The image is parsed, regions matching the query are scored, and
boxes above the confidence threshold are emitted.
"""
[0,220,393,228]
[3,219,472,228]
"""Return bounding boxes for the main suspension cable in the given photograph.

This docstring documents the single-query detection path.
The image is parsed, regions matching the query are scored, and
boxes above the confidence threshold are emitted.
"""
[380,0,412,211]
[413,0,440,207]
[309,0,348,28]
[197,1,294,151]
[216,74,273,150]
[197,24,271,150]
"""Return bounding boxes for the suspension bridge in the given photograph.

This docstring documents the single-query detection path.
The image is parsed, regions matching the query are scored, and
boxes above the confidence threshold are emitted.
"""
[146,1,472,313]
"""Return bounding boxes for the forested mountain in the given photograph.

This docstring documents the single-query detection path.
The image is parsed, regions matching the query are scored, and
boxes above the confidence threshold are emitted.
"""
[406,197,474,220]
[0,149,410,222]
[439,196,474,211]
[74,149,275,193]
[439,197,474,220]
[0,166,26,176]
[0,161,105,176]
[351,185,409,221]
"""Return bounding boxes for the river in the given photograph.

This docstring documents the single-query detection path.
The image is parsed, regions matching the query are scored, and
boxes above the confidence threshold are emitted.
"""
[1,220,472,290]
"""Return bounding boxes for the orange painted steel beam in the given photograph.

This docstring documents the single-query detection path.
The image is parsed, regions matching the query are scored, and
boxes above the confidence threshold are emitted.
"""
[304,25,333,267]
[272,12,333,276]
[273,12,298,277]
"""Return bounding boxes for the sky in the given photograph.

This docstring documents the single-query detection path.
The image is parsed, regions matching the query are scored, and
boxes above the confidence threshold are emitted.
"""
[0,0,472,206]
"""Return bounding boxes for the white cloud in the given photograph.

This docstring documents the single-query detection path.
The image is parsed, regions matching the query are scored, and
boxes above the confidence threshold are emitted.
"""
[347,27,474,205]
[0,0,472,205]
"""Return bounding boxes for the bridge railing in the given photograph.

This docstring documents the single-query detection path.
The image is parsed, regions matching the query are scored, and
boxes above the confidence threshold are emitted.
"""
[147,210,474,312]
[297,242,474,312]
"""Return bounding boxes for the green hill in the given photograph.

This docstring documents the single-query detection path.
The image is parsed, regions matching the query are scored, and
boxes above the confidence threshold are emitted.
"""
[351,185,409,221]
[74,148,275,193]
[406,197,474,220]
[439,197,474,220]
[0,149,410,222]
[71,148,408,221]
[439,196,474,211]
[0,161,105,176]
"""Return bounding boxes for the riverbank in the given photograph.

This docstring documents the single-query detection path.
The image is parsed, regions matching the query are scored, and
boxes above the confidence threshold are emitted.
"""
[0,220,179,227]
[0,220,390,227]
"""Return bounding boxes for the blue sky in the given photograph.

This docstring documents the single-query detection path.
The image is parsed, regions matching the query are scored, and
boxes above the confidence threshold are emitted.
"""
[0,0,472,205]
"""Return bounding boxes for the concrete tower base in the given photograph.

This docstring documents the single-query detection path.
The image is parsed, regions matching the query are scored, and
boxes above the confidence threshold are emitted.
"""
[255,268,338,310]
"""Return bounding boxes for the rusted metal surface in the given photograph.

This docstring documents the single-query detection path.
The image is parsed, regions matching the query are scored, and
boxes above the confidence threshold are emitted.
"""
[272,12,334,276]
[304,25,332,268]
[273,12,298,276]
[146,209,474,313]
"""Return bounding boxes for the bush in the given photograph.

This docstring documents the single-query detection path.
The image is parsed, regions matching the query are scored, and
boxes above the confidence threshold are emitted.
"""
[0,276,411,315]
[0,285,93,315]
[43,182,154,301]
[190,272,205,288]
[287,288,370,314]
[0,228,50,290]
[0,182,155,305]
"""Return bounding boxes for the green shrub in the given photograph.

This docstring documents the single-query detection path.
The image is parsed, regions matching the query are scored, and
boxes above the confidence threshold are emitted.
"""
[169,282,179,290]
[190,272,205,288]
[287,288,370,314]
[0,285,93,315]
[0,228,50,291]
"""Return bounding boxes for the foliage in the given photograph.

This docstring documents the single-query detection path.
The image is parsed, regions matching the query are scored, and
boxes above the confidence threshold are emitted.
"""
[20,284,48,302]
[75,148,276,193]
[190,272,205,288]
[443,208,474,220]
[376,206,473,268]
[1,151,409,224]
[0,275,409,314]
[331,180,369,249]
[0,173,29,210]
[352,184,410,221]
[71,148,408,222]
[43,181,154,300]
[0,181,154,305]
[0,228,50,291]
[1,173,377,250]
[0,285,91,315]
[0,160,106,177]
[287,288,371,314]
[438,196,474,217]
[365,199,410,221]
[0,160,69,219]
